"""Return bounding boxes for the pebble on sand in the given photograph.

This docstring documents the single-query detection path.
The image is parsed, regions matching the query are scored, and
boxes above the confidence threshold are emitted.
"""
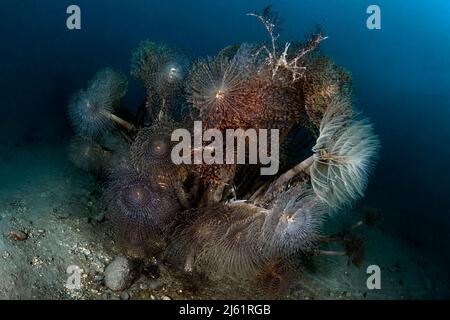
[104,256,135,291]
[7,230,28,241]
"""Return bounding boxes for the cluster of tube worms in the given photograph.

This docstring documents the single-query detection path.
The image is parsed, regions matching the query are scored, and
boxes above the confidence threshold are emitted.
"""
[67,8,379,295]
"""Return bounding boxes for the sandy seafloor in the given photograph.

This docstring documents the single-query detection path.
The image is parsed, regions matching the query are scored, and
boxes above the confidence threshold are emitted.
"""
[0,140,449,300]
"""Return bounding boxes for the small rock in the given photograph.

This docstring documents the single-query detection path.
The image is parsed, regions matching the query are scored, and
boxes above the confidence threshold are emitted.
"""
[148,279,162,290]
[94,275,104,284]
[161,295,171,300]
[31,256,43,266]
[8,230,28,241]
[104,256,135,291]
[81,248,91,256]
[120,292,130,300]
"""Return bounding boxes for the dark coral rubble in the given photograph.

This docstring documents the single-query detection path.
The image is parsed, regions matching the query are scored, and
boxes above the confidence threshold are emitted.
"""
[66,8,379,296]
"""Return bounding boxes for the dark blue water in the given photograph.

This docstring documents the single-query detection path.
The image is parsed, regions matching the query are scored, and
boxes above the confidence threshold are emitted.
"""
[1,0,449,279]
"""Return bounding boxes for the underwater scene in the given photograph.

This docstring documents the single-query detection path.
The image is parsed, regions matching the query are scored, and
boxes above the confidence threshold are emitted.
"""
[0,0,449,301]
